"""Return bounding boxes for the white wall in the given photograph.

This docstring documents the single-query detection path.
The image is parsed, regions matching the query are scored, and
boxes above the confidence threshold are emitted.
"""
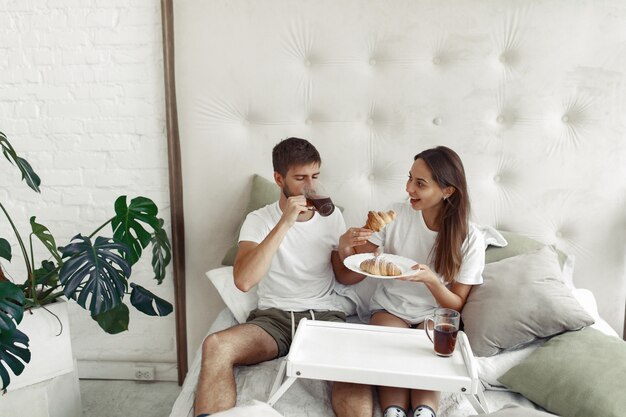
[0,1,177,381]
[175,0,626,343]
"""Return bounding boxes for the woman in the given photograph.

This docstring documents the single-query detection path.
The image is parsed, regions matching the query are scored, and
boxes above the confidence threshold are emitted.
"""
[337,146,485,417]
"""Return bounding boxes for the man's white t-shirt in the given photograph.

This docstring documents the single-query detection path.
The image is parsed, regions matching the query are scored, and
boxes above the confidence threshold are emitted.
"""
[238,202,347,312]
[368,201,485,324]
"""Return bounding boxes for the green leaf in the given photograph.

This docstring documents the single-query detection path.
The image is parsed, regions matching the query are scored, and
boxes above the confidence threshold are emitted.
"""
[33,260,59,288]
[58,234,131,316]
[92,303,129,334]
[150,219,171,284]
[0,131,41,193]
[129,283,173,317]
[0,238,11,262]
[0,327,30,390]
[20,260,59,305]
[0,282,25,332]
[111,196,160,266]
[30,217,62,264]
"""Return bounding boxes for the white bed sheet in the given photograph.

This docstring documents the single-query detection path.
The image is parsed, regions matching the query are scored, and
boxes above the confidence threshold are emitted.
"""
[168,309,541,417]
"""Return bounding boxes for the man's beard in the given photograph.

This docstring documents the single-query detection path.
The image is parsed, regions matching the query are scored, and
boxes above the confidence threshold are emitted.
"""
[282,183,296,199]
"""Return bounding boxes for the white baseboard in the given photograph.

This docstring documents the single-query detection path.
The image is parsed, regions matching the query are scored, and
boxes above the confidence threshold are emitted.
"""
[77,360,178,382]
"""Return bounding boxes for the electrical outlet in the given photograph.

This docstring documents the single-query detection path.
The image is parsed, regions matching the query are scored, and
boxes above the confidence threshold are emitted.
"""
[134,366,155,381]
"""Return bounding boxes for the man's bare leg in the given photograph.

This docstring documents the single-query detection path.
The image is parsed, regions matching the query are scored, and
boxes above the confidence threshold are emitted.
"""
[332,382,374,417]
[194,323,278,415]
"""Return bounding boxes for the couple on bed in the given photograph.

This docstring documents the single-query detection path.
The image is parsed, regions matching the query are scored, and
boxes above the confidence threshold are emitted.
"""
[194,138,485,417]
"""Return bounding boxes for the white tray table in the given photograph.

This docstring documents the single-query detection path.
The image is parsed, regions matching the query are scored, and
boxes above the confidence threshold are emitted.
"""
[267,319,488,414]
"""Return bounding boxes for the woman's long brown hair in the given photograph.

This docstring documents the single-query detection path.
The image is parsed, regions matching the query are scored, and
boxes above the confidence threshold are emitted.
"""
[415,147,470,284]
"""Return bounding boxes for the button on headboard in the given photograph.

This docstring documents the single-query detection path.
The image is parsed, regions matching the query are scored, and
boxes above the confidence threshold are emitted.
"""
[173,0,626,354]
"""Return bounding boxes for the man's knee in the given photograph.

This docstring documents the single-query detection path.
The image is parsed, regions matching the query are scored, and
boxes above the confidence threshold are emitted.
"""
[201,331,235,363]
[332,382,373,407]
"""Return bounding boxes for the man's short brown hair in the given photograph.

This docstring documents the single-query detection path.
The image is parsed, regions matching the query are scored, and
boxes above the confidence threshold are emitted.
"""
[272,137,321,176]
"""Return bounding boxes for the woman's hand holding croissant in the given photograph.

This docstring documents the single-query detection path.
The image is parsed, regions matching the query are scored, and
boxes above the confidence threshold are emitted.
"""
[364,210,396,232]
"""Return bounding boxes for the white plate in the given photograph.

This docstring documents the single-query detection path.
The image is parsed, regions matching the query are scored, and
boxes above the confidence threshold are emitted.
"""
[343,253,419,279]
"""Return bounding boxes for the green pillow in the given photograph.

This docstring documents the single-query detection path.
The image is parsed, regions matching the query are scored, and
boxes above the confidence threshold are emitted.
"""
[486,230,567,267]
[221,175,279,266]
[499,327,626,417]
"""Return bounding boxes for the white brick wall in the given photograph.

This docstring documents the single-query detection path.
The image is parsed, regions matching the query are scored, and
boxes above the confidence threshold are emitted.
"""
[0,1,176,381]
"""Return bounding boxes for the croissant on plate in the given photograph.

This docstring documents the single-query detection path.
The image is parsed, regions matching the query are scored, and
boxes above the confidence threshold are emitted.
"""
[364,210,397,232]
[359,257,402,276]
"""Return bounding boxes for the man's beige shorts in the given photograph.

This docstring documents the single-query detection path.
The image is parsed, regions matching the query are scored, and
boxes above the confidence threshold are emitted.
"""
[246,307,346,357]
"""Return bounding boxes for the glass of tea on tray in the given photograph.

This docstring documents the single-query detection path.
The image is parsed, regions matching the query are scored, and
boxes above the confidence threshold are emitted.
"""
[425,308,460,357]
[302,182,335,217]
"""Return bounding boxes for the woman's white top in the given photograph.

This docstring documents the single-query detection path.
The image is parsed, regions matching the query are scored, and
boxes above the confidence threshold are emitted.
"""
[239,202,347,312]
[368,201,485,324]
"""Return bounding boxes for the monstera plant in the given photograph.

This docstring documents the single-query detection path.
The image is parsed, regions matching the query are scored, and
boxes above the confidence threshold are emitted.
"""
[0,130,173,391]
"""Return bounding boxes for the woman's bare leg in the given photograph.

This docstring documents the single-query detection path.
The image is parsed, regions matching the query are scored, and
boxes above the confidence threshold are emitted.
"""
[411,390,439,416]
[370,311,411,414]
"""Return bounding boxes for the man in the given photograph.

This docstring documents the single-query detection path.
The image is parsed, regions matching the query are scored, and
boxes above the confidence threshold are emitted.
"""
[194,137,372,417]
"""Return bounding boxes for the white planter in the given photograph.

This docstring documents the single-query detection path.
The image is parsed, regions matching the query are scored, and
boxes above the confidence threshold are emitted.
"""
[9,300,74,389]
[0,300,81,417]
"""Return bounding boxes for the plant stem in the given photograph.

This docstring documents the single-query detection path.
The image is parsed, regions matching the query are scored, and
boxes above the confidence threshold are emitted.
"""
[39,290,65,305]
[29,233,37,302]
[89,217,114,239]
[0,202,34,294]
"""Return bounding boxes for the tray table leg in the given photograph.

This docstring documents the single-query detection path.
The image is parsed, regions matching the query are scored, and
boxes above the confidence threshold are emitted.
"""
[267,358,298,407]
[458,331,489,414]
[466,387,489,414]
[267,376,297,406]
[268,358,287,399]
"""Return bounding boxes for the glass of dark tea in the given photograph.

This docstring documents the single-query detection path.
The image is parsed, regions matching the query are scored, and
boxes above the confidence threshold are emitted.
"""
[425,308,460,357]
[302,182,335,217]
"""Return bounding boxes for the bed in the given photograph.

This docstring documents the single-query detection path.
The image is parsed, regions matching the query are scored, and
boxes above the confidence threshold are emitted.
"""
[167,0,626,416]
[168,261,621,417]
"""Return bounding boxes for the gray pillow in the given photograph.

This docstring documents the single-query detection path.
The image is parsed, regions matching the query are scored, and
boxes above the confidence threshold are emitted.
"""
[462,245,594,357]
[499,327,626,417]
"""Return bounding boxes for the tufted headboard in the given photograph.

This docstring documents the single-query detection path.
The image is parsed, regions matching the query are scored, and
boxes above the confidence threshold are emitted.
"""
[171,0,626,358]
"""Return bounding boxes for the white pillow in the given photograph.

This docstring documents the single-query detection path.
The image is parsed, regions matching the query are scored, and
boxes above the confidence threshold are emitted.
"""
[476,340,544,390]
[574,288,619,337]
[476,224,508,248]
[206,266,357,323]
[211,401,284,417]
[206,266,258,324]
